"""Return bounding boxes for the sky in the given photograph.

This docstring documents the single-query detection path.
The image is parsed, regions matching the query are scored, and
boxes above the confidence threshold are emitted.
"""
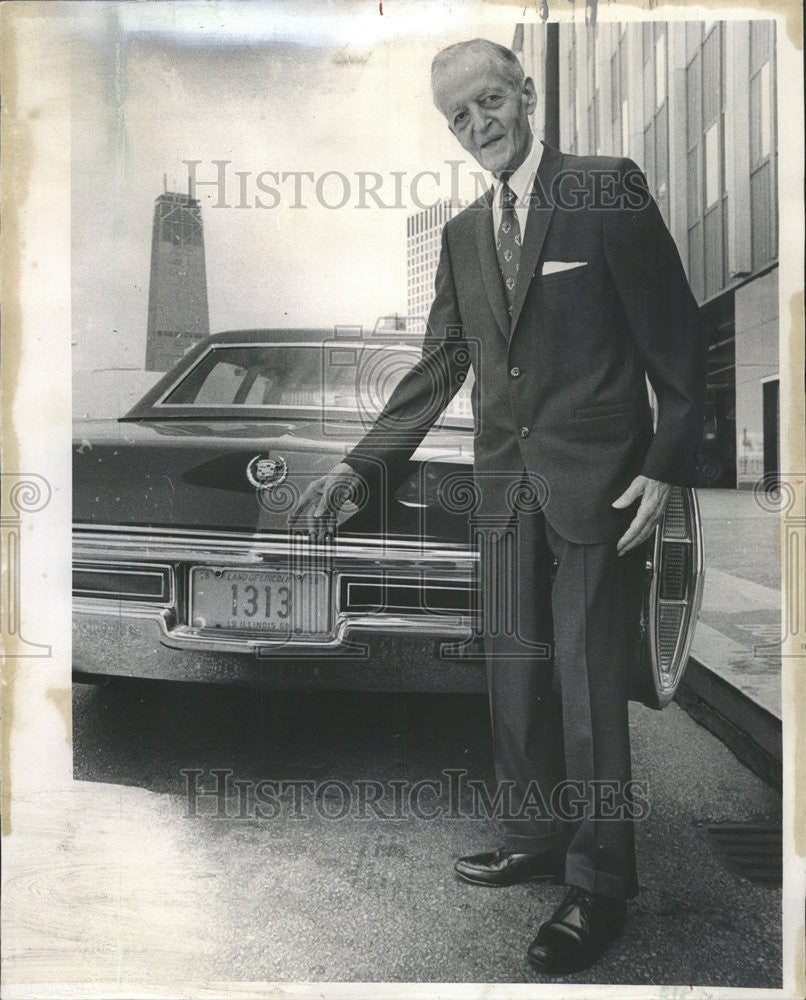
[69,2,517,375]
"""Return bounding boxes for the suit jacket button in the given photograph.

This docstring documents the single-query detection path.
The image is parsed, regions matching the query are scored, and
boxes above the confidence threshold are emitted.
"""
[510,366,521,377]
[519,426,530,438]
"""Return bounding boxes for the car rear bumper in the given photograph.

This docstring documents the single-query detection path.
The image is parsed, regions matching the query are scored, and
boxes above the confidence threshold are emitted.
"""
[72,612,487,690]
[73,525,482,688]
[73,486,703,703]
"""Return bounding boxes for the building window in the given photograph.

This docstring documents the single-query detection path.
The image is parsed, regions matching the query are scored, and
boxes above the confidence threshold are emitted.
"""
[749,21,777,268]
[642,37,654,122]
[643,24,669,222]
[655,33,667,107]
[568,29,577,153]
[593,35,599,89]
[619,33,629,156]
[642,22,652,64]
[621,100,630,158]
[610,32,630,158]
[587,26,600,155]
[686,22,727,299]
[752,61,771,160]
[704,122,720,208]
[611,49,621,149]
[685,21,702,60]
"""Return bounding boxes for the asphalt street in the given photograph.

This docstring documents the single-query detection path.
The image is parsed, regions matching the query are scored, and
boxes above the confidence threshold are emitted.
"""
[69,679,783,987]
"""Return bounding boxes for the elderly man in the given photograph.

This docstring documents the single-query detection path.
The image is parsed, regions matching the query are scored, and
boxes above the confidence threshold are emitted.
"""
[292,38,705,973]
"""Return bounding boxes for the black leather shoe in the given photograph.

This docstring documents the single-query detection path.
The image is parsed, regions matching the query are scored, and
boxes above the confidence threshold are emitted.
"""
[454,847,565,887]
[527,886,627,973]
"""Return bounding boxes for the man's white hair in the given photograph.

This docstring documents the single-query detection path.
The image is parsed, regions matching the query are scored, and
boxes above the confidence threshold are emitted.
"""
[431,39,525,112]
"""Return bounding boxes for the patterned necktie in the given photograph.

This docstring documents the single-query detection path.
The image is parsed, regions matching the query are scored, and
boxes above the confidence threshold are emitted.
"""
[496,178,521,311]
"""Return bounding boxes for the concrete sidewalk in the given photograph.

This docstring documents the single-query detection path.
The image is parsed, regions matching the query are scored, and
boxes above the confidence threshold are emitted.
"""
[682,488,787,784]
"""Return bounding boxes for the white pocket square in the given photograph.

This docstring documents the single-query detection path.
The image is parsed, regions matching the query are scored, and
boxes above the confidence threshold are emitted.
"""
[541,260,588,275]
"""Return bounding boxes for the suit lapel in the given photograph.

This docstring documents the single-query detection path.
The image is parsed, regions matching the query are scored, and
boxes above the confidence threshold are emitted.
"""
[509,144,564,335]
[475,187,510,340]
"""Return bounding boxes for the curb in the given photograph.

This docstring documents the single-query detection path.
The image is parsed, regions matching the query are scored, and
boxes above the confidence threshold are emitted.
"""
[676,655,782,791]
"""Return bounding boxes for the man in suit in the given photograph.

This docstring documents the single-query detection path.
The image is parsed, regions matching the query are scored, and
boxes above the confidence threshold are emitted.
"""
[292,38,706,973]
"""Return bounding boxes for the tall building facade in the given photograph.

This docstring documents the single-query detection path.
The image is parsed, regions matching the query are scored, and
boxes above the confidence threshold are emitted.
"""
[405,199,473,418]
[406,200,456,336]
[145,192,210,372]
[517,20,779,487]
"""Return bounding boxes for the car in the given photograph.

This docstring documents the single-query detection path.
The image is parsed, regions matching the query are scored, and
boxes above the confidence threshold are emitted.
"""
[73,327,704,707]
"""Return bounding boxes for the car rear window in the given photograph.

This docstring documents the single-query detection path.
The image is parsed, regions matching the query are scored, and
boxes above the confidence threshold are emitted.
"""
[160,343,474,424]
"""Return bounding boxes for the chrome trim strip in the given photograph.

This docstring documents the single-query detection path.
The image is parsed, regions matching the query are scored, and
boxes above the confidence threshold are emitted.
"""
[74,523,473,551]
[154,402,359,412]
[677,487,705,659]
[164,613,474,651]
[73,598,172,620]
[73,527,476,567]
[72,600,474,652]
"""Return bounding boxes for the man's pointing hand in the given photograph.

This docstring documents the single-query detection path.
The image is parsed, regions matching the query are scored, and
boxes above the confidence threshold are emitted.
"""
[612,475,673,557]
[289,461,362,544]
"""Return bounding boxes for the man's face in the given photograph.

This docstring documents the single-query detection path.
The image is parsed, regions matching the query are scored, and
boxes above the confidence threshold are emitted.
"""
[434,55,537,176]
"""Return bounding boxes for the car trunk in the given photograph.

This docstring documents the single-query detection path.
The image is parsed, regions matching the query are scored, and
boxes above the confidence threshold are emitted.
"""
[73,415,474,543]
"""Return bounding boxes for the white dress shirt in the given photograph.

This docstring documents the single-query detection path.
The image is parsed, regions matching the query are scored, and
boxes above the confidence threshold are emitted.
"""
[492,137,545,239]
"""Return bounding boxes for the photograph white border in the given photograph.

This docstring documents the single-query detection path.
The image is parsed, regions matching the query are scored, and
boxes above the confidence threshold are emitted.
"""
[1,2,803,997]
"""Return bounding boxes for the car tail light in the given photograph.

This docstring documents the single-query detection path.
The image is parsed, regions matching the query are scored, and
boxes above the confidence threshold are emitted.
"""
[637,487,704,708]
[73,563,173,604]
[339,574,474,616]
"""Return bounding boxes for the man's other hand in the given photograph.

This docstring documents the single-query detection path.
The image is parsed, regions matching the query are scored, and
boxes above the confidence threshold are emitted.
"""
[612,475,673,557]
[288,461,362,543]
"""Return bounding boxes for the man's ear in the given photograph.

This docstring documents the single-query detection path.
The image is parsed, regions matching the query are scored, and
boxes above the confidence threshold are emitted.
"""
[522,76,538,116]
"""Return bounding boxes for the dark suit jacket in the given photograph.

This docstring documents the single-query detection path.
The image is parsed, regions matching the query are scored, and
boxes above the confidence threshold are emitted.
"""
[346,144,707,544]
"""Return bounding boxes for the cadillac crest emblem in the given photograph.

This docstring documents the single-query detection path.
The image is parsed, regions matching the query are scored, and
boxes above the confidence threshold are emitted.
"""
[246,454,288,490]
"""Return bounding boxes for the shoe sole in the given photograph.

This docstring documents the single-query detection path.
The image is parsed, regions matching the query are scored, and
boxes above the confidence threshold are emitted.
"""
[454,869,563,887]
[527,925,624,974]
[527,946,606,975]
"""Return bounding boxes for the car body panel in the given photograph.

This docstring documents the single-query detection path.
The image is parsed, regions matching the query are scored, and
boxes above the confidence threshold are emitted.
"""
[73,329,703,706]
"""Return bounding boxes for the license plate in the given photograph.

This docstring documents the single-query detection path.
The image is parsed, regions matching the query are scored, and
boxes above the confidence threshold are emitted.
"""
[190,567,331,636]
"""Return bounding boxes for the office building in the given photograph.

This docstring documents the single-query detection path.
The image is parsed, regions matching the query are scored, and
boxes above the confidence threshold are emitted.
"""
[145,192,210,372]
[406,200,456,336]
[516,19,779,487]
[405,199,475,418]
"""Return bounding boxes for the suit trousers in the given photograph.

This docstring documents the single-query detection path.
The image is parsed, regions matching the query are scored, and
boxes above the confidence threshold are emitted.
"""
[479,504,646,901]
